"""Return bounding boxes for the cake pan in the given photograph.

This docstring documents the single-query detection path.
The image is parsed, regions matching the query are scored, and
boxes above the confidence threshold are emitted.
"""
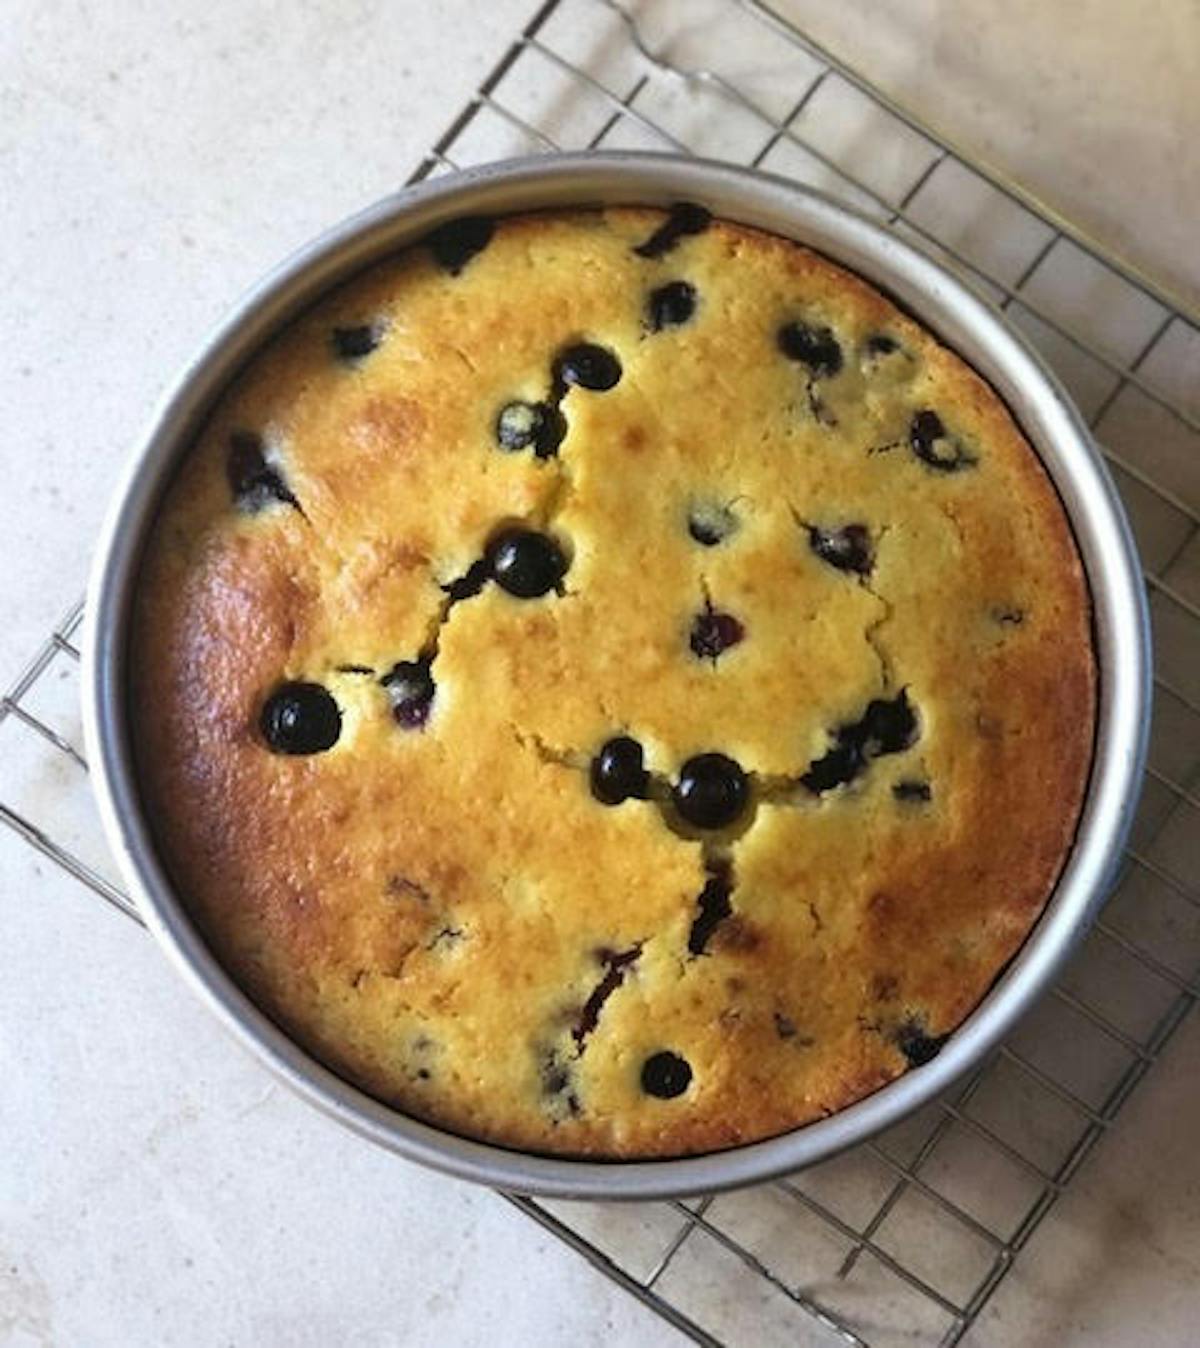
[82,152,1150,1200]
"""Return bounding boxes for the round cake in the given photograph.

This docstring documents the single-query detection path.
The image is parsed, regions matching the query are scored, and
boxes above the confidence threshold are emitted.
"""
[132,204,1095,1157]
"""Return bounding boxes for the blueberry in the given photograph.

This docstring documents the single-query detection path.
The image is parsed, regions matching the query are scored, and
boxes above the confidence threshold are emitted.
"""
[647,280,697,331]
[426,215,494,275]
[331,323,382,362]
[488,528,568,598]
[641,1050,693,1098]
[495,400,567,458]
[689,608,745,662]
[800,738,865,794]
[590,736,649,806]
[777,321,843,378]
[688,862,733,955]
[381,658,435,729]
[808,523,873,576]
[674,753,749,830]
[866,334,899,357]
[801,690,918,794]
[862,690,918,755]
[259,681,341,754]
[554,343,622,393]
[909,409,976,472]
[226,431,299,513]
[893,779,932,803]
[895,1019,949,1067]
[687,501,738,547]
[633,202,712,259]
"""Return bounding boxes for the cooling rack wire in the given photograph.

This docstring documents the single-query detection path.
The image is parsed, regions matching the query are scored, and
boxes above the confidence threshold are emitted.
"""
[5,1,1199,1344]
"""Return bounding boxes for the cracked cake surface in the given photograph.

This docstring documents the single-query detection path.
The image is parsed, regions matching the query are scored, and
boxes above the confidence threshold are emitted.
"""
[132,205,1095,1156]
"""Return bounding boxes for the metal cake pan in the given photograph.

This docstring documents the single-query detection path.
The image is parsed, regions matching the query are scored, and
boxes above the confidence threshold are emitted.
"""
[82,152,1151,1200]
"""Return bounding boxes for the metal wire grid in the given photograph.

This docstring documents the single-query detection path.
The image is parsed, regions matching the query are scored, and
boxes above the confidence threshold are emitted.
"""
[4,0,1199,1344]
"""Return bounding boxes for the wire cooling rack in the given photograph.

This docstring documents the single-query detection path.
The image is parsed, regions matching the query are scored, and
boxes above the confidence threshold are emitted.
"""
[5,1,1199,1343]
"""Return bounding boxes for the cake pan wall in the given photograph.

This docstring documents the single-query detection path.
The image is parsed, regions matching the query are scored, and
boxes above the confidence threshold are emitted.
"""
[82,153,1151,1200]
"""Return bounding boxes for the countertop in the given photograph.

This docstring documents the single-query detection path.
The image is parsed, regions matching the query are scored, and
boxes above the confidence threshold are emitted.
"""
[2,2,1197,1344]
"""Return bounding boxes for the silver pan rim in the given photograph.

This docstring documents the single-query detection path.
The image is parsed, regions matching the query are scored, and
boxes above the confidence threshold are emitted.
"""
[82,152,1150,1200]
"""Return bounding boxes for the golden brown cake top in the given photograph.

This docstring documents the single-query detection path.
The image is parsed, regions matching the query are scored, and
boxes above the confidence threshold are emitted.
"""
[132,205,1094,1157]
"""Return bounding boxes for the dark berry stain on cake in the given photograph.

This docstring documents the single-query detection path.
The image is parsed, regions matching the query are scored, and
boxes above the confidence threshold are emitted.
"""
[590,736,650,806]
[495,399,567,458]
[442,554,493,604]
[382,658,436,729]
[688,501,738,547]
[260,681,341,754]
[331,323,383,363]
[541,1050,581,1117]
[689,604,745,664]
[866,334,899,357]
[802,690,919,794]
[226,431,301,514]
[807,522,874,576]
[893,779,932,803]
[894,1018,949,1067]
[573,944,642,1050]
[554,342,623,393]
[632,202,712,259]
[674,753,750,831]
[487,527,569,599]
[641,1050,693,1099]
[647,280,697,331]
[910,409,977,473]
[425,215,495,275]
[777,321,844,379]
[688,859,734,956]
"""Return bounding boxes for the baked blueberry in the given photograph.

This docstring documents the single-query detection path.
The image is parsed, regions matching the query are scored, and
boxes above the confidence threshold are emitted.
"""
[863,690,918,755]
[495,400,567,458]
[893,779,932,802]
[866,334,899,357]
[488,528,568,598]
[331,323,382,362]
[554,343,622,392]
[647,280,697,331]
[689,608,745,662]
[633,202,712,259]
[259,681,341,754]
[895,1019,949,1067]
[777,321,843,378]
[687,501,738,547]
[641,1050,693,1098]
[800,738,865,794]
[591,736,649,806]
[382,658,435,729]
[801,690,918,794]
[808,523,873,576]
[425,215,494,275]
[910,409,976,472]
[688,862,733,955]
[226,431,299,513]
[674,753,749,830]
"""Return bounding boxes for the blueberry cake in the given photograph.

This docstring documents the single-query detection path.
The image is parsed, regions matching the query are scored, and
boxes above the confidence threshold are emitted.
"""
[132,205,1095,1157]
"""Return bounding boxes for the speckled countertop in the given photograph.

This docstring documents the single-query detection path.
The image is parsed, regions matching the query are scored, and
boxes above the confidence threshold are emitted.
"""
[3,2,1198,1345]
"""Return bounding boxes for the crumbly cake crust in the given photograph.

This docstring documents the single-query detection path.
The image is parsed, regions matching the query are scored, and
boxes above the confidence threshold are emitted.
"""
[132,206,1095,1157]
